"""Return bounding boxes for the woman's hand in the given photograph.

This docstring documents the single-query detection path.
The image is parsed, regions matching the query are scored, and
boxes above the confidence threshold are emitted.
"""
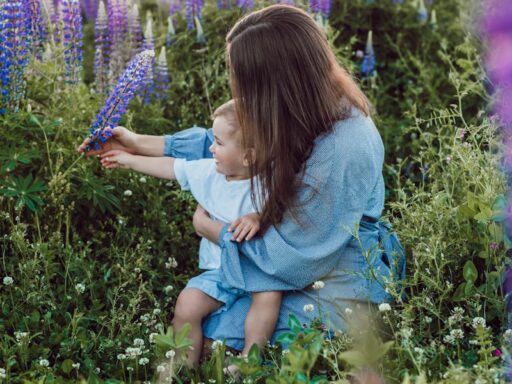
[77,126,139,157]
[193,205,224,244]
[100,149,136,169]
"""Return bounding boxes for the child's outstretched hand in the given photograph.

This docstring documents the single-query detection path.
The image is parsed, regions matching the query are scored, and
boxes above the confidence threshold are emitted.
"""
[228,213,261,242]
[100,149,135,169]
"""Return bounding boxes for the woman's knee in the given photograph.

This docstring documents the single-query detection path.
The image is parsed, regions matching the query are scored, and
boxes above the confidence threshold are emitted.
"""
[173,288,220,323]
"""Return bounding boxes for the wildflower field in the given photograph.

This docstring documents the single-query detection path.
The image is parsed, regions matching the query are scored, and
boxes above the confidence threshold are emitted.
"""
[1,0,511,383]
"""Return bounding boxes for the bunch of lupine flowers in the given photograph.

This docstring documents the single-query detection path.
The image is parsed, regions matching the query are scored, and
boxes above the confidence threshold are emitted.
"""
[28,0,47,59]
[309,0,330,19]
[94,0,108,94]
[154,47,169,102]
[61,0,83,84]
[185,0,205,31]
[361,30,376,79]
[141,12,155,104]
[0,0,32,114]
[86,50,155,151]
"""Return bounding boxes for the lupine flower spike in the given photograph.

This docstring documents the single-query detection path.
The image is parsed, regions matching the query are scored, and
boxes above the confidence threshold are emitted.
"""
[166,16,176,47]
[82,0,98,21]
[154,47,169,102]
[236,0,253,10]
[128,3,142,56]
[430,9,437,30]
[86,50,155,151]
[195,16,206,44]
[61,0,83,84]
[107,0,130,85]
[185,0,205,31]
[320,0,332,19]
[0,0,31,113]
[361,30,376,79]
[417,0,428,24]
[94,0,109,94]
[142,12,155,104]
[28,0,48,59]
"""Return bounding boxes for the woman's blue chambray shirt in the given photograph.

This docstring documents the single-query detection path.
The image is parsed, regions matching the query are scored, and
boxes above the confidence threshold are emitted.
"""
[164,108,405,351]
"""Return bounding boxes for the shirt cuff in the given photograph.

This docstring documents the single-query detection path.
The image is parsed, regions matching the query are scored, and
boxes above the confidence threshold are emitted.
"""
[163,135,175,157]
[218,223,231,248]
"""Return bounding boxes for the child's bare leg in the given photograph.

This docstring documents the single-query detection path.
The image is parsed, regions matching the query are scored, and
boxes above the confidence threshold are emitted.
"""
[172,288,223,367]
[242,291,282,356]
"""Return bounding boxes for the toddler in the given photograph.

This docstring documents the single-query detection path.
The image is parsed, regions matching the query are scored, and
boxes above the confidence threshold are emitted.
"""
[100,100,282,367]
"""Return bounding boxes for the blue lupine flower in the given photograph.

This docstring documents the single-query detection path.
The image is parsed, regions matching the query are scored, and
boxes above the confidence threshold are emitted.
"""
[61,0,83,84]
[236,0,253,9]
[417,0,428,24]
[107,0,129,83]
[309,0,319,14]
[87,50,155,151]
[154,47,169,102]
[94,0,109,94]
[361,30,376,79]
[0,0,32,113]
[81,0,98,21]
[185,0,205,31]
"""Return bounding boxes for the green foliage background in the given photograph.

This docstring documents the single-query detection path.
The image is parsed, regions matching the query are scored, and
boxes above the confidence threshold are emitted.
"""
[0,0,509,382]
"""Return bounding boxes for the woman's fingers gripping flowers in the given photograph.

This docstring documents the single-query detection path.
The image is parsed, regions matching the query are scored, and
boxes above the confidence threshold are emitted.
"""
[77,126,137,157]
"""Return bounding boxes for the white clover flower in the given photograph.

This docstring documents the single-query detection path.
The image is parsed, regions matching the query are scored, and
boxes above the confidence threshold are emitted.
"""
[163,285,174,294]
[139,177,147,184]
[127,366,134,372]
[472,317,486,329]
[413,347,424,355]
[3,276,13,286]
[96,368,101,373]
[125,347,142,358]
[0,368,6,379]
[133,338,144,347]
[149,333,159,343]
[165,350,176,359]
[165,257,178,269]
[139,357,149,366]
[378,303,391,312]
[469,339,479,345]
[443,335,455,345]
[72,362,80,369]
[282,349,289,356]
[14,331,29,342]
[39,359,50,367]
[157,364,166,373]
[450,329,464,340]
[303,304,314,313]
[211,340,223,351]
[124,190,133,197]
[75,283,85,294]
[504,329,512,342]
[117,353,126,360]
[344,308,353,315]
[401,327,413,339]
[312,281,325,290]
[153,308,161,316]
[424,316,432,324]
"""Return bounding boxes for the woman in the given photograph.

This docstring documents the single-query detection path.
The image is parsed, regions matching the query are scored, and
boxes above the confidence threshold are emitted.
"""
[80,5,405,352]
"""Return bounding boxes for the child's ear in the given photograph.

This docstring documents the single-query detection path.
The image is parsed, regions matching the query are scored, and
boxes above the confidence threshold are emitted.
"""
[242,148,255,167]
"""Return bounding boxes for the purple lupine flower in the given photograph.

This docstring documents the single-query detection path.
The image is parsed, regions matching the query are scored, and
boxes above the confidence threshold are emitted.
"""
[361,30,376,79]
[81,0,98,21]
[61,0,83,84]
[28,0,48,60]
[128,3,142,56]
[0,0,32,113]
[107,0,130,83]
[319,0,331,19]
[236,0,253,10]
[217,0,231,10]
[417,0,428,24]
[52,0,63,44]
[166,15,176,47]
[94,0,109,94]
[309,0,319,14]
[185,0,205,31]
[169,0,181,17]
[87,50,155,151]
[154,47,169,102]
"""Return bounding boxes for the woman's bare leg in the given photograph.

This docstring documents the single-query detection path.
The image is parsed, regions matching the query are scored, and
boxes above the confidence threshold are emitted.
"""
[172,288,223,367]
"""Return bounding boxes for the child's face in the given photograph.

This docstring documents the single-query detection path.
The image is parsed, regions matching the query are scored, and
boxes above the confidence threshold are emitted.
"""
[209,116,249,179]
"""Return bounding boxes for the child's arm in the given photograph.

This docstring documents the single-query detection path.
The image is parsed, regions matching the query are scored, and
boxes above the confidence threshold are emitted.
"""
[228,213,261,242]
[100,149,176,180]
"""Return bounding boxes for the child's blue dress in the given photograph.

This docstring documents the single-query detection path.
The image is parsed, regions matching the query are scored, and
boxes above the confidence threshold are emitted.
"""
[164,108,405,351]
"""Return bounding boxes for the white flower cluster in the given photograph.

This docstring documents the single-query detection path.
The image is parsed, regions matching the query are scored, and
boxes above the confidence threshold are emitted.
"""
[211,340,224,351]
[303,304,314,313]
[157,364,166,373]
[447,306,464,325]
[443,328,464,345]
[504,329,512,343]
[139,357,149,366]
[72,362,80,370]
[149,333,159,344]
[3,276,13,286]
[14,331,29,344]
[165,257,178,269]
[75,283,86,294]
[133,338,145,347]
[472,317,486,329]
[39,358,50,367]
[165,350,176,359]
[0,368,6,379]
[124,190,133,197]
[312,281,325,290]
[378,303,391,312]
[163,285,174,294]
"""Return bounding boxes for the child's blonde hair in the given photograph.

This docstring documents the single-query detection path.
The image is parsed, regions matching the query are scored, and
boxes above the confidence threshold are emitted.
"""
[212,99,238,131]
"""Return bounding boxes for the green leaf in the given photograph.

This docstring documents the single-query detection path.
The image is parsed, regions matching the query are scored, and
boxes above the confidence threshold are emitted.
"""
[453,283,466,301]
[288,314,302,334]
[463,260,478,283]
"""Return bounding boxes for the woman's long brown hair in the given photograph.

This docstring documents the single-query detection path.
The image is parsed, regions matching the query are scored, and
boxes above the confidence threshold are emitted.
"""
[226,5,370,232]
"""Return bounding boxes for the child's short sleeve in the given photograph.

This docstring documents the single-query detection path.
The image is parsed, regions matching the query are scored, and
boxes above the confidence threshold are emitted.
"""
[173,158,217,207]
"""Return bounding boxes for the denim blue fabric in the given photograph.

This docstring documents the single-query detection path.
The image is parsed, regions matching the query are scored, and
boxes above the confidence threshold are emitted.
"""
[164,108,405,351]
